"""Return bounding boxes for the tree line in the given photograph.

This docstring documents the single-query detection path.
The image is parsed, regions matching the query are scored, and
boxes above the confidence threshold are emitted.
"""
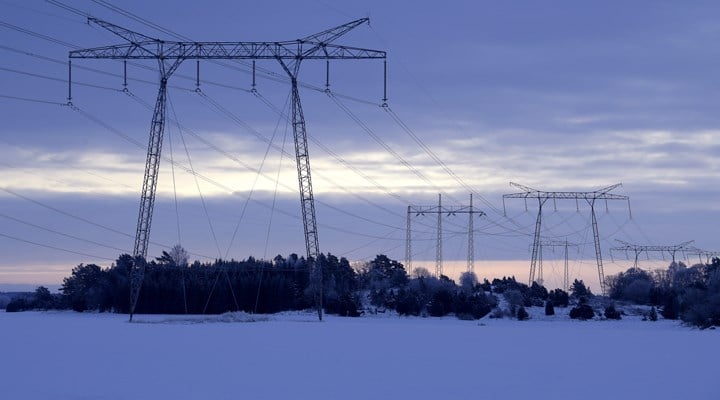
[6,248,719,327]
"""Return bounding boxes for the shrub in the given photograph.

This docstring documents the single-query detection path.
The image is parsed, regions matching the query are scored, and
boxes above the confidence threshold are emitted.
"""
[661,295,679,320]
[529,282,548,300]
[5,298,30,312]
[648,306,658,322]
[570,304,594,320]
[504,289,524,311]
[548,289,569,307]
[517,306,529,321]
[428,288,454,317]
[679,269,720,328]
[545,300,555,316]
[604,304,621,320]
[607,267,654,303]
[395,288,422,316]
[454,292,497,320]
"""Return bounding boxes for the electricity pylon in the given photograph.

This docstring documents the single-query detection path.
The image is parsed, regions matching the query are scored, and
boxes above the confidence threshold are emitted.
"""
[406,194,485,277]
[538,239,578,291]
[611,240,695,268]
[687,248,720,265]
[503,182,631,295]
[69,17,386,321]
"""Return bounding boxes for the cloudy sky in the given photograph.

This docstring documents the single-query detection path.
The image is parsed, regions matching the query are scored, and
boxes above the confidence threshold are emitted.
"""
[1,0,718,290]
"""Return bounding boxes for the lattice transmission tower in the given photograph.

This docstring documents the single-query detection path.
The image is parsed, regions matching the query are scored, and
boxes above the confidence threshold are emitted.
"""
[537,239,578,292]
[687,248,720,265]
[610,240,695,268]
[503,182,631,295]
[406,194,485,277]
[69,17,386,321]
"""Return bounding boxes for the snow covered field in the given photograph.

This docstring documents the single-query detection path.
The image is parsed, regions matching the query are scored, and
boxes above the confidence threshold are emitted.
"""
[1,310,717,400]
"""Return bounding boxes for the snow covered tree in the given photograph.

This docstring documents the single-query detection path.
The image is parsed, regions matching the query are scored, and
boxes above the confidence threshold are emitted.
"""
[459,271,478,293]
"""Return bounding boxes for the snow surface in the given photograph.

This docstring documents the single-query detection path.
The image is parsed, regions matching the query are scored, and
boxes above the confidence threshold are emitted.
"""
[1,310,717,400]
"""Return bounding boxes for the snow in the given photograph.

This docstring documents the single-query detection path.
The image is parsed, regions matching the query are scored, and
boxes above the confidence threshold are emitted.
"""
[1,310,717,399]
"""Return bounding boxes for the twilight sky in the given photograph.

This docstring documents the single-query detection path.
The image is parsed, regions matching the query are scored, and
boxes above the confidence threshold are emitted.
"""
[1,0,718,290]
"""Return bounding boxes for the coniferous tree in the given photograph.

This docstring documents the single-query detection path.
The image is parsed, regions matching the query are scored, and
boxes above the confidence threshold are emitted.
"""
[517,306,529,320]
[545,300,555,316]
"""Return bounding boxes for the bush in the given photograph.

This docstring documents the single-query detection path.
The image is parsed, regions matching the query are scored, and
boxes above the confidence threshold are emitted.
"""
[648,306,658,322]
[504,289,525,313]
[679,269,720,328]
[5,298,30,312]
[607,267,654,303]
[428,288,454,317]
[570,304,594,320]
[517,306,529,321]
[454,292,497,320]
[395,288,422,316]
[604,304,621,320]
[545,300,555,316]
[548,289,569,307]
[661,295,679,320]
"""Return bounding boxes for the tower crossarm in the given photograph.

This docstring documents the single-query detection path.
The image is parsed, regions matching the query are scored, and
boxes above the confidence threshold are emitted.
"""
[87,16,158,44]
[408,205,485,216]
[611,239,695,254]
[539,239,579,248]
[503,183,629,201]
[69,41,386,60]
[299,17,369,44]
[70,18,386,61]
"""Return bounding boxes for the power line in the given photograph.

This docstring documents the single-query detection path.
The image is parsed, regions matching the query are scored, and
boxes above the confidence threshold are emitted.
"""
[0,212,129,253]
[0,93,67,106]
[0,231,116,261]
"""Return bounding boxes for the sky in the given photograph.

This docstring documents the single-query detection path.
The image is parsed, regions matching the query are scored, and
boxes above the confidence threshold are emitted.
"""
[1,0,718,291]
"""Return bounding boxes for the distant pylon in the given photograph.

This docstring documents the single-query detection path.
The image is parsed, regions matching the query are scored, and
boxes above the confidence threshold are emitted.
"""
[503,183,631,295]
[405,194,485,278]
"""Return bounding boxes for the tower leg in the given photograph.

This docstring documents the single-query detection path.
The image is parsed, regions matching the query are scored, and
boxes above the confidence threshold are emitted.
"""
[529,198,547,285]
[564,240,569,292]
[468,194,474,273]
[589,200,606,295]
[281,60,322,320]
[406,206,412,273]
[129,77,169,321]
[436,194,442,277]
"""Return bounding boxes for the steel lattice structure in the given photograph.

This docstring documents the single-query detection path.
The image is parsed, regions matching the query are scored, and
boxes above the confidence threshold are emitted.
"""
[611,240,695,267]
[503,182,631,295]
[687,248,720,265]
[405,194,485,277]
[537,239,579,292]
[69,17,386,321]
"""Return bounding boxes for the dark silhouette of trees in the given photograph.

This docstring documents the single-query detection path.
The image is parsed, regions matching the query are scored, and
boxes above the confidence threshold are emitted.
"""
[548,289,569,307]
[607,267,653,304]
[570,297,595,320]
[570,279,592,298]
